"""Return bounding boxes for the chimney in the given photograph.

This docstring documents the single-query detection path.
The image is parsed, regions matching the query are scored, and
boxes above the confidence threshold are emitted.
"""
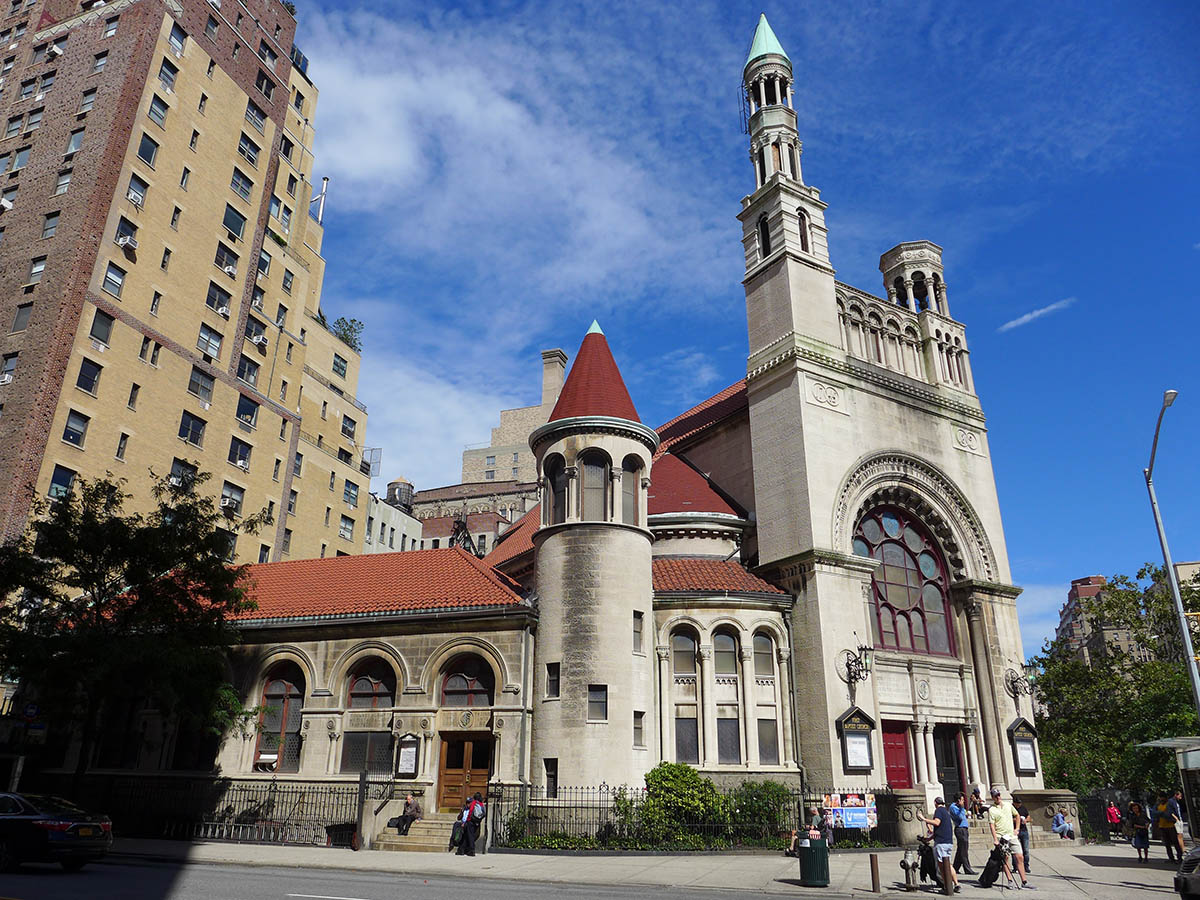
[541,348,568,408]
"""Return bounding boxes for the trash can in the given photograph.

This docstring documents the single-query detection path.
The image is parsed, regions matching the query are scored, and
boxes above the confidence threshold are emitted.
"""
[798,837,830,887]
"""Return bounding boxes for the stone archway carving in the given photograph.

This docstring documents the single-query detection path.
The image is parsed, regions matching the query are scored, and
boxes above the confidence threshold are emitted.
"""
[832,451,997,583]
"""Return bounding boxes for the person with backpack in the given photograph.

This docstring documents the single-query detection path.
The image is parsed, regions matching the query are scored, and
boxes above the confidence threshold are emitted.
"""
[1105,800,1123,840]
[987,787,1033,890]
[457,791,486,856]
[949,792,975,875]
[448,798,470,852]
[917,796,960,893]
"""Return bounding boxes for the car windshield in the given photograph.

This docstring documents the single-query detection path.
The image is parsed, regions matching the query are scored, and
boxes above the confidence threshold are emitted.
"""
[22,795,89,816]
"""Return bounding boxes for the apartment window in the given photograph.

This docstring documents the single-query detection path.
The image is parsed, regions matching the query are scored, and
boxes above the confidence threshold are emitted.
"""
[127,383,139,409]
[228,437,251,468]
[170,206,180,229]
[230,167,253,200]
[19,79,32,100]
[62,410,89,447]
[205,16,218,40]
[137,133,158,166]
[587,685,608,722]
[258,545,270,563]
[237,133,259,166]
[4,117,19,139]
[101,262,125,297]
[485,470,495,481]
[512,467,519,479]
[278,380,287,401]
[79,89,96,112]
[93,52,107,73]
[187,366,214,403]
[115,432,128,460]
[282,528,292,553]
[236,395,259,426]
[189,129,198,150]
[167,23,187,55]
[258,40,277,66]
[160,248,171,271]
[1,354,16,381]
[633,611,644,653]
[1,186,16,206]
[197,323,222,358]
[25,108,42,132]
[343,480,359,507]
[138,336,150,361]
[127,173,147,206]
[89,309,114,344]
[255,69,274,101]
[104,16,118,38]
[287,490,296,514]
[276,305,287,328]
[148,94,168,127]
[293,452,302,476]
[245,99,266,132]
[11,145,29,171]
[61,128,84,155]
[150,292,161,316]
[222,204,247,241]
[75,358,102,394]
[116,216,138,244]
[332,353,347,378]
[634,711,645,748]
[269,194,280,218]
[41,211,59,238]
[286,174,297,197]
[327,471,336,490]
[178,410,205,446]
[206,59,215,77]
[27,256,45,284]
[158,58,178,91]
[282,269,294,294]
[237,355,259,386]
[257,249,271,275]
[341,415,357,440]
[214,242,239,274]
[244,316,266,340]
[179,166,190,189]
[10,303,31,333]
[220,482,244,516]
[37,71,54,94]
[197,93,207,114]
[293,90,305,114]
[205,282,231,314]
[339,515,353,540]
[48,465,76,500]
[544,759,558,799]
[485,455,495,467]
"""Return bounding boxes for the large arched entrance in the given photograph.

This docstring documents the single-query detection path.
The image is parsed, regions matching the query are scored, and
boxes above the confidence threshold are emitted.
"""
[436,654,495,810]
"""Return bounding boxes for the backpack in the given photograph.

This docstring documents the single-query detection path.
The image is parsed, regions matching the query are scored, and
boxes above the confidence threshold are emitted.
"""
[471,801,485,821]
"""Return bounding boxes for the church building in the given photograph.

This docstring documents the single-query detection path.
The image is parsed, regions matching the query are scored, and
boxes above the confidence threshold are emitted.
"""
[88,16,1042,815]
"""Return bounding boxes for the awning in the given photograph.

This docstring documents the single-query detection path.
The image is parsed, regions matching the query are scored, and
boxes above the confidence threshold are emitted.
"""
[1137,737,1200,750]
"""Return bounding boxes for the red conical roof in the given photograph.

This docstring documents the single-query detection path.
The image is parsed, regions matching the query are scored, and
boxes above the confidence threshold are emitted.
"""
[548,323,640,422]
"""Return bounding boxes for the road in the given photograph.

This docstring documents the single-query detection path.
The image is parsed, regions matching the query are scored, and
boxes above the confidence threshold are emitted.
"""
[0,859,823,900]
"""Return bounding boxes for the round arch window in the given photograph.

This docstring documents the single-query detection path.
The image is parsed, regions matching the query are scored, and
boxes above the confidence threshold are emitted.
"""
[347,658,396,709]
[853,507,954,656]
[441,654,495,707]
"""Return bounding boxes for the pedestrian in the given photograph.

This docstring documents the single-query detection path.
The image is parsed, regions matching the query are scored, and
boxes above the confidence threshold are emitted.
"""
[1051,809,1075,840]
[1156,792,1180,863]
[1013,794,1032,873]
[918,796,961,893]
[969,787,985,820]
[1171,789,1187,859]
[1129,801,1151,863]
[949,791,975,875]
[1105,800,1123,840]
[396,793,422,836]
[987,787,1033,890]
[457,791,485,856]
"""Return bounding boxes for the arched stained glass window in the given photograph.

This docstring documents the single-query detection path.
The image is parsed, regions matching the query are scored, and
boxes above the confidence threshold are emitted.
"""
[441,655,494,707]
[347,659,396,709]
[853,507,954,656]
[255,662,305,772]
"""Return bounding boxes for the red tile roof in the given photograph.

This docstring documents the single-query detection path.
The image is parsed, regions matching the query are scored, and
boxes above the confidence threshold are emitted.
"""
[656,379,747,457]
[235,548,526,621]
[421,511,509,540]
[549,330,640,423]
[483,504,540,570]
[653,557,787,595]
[648,453,739,517]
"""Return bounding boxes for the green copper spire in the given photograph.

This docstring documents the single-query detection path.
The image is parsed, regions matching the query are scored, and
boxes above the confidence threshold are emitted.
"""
[745,14,789,70]
[587,319,604,335]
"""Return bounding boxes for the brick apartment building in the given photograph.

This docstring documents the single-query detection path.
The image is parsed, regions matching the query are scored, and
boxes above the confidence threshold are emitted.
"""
[0,0,371,563]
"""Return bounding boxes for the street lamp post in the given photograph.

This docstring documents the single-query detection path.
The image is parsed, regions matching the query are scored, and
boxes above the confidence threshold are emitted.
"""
[1144,389,1200,720]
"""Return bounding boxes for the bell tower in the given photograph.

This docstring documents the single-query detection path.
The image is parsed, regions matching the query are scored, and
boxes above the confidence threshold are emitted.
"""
[737,14,840,351]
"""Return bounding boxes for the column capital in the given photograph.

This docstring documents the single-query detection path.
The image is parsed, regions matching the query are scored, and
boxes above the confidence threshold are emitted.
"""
[740,647,754,661]
[777,647,792,662]
[699,645,713,660]
[656,646,670,661]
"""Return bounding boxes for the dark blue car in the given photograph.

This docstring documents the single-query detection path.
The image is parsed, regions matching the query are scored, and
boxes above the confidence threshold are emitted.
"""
[0,793,112,871]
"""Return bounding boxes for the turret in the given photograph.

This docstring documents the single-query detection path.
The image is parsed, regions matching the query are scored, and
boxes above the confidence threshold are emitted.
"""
[879,241,949,316]
[529,322,658,787]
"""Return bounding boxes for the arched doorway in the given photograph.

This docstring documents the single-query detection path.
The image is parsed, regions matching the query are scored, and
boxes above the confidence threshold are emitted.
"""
[437,654,495,811]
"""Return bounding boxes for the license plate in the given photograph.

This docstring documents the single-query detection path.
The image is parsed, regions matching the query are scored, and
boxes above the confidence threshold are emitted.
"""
[77,827,96,836]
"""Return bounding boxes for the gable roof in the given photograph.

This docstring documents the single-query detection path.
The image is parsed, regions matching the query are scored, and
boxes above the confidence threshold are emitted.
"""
[548,326,640,423]
[648,453,739,517]
[483,503,540,570]
[235,547,526,623]
[656,379,748,457]
[653,557,787,596]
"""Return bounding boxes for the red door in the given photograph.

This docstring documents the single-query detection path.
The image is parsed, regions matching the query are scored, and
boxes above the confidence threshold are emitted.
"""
[882,721,913,788]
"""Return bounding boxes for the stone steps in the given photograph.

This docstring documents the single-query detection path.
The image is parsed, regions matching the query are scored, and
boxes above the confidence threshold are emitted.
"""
[373,813,462,853]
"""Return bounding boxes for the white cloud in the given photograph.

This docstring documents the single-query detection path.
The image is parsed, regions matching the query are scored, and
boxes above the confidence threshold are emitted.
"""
[996,297,1077,333]
[1015,583,1069,660]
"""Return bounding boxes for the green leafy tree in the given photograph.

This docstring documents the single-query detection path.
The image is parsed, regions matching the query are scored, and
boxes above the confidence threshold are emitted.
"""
[1032,564,1200,794]
[0,471,268,786]
[331,316,364,352]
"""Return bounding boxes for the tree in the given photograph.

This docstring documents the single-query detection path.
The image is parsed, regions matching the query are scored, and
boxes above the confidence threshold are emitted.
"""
[1031,564,1200,795]
[331,316,364,352]
[0,470,268,787]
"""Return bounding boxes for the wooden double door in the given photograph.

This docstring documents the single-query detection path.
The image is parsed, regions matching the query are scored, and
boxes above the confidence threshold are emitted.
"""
[437,733,492,812]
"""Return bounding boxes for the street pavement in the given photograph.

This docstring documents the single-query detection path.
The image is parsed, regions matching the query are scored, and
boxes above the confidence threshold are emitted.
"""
[0,839,1180,899]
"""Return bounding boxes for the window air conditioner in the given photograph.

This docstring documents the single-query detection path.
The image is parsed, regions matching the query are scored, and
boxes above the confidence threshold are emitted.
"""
[251,299,263,310]
[220,497,236,508]
[235,459,249,470]
[223,265,237,276]
[168,476,183,486]
[48,45,63,57]
[116,235,138,249]
[0,198,12,211]
[208,0,221,8]
[199,400,210,410]
[34,92,43,101]
[216,306,230,318]
[252,334,268,346]
[0,374,12,385]
[127,190,144,206]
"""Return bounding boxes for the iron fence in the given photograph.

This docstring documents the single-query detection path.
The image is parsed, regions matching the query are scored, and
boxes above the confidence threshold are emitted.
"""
[28,773,394,847]
[488,783,896,851]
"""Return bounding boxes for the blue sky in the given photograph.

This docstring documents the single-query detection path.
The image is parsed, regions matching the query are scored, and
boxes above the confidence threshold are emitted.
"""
[294,0,1200,657]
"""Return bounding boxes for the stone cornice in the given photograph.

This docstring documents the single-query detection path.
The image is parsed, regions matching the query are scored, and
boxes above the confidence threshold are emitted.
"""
[761,547,880,578]
[951,579,1023,601]
[529,415,660,454]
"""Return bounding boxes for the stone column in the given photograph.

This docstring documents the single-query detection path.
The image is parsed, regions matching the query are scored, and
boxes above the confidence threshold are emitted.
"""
[565,466,577,520]
[966,602,1005,788]
[777,648,795,766]
[924,725,938,787]
[786,82,793,108]
[752,150,762,189]
[699,646,717,767]
[657,647,672,762]
[913,722,928,783]
[965,727,982,788]
[903,279,917,312]
[740,646,759,768]
[757,78,766,109]
[609,469,620,523]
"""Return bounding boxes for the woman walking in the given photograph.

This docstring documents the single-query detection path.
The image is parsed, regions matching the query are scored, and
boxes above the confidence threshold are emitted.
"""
[1130,802,1151,863]
[1105,800,1123,840]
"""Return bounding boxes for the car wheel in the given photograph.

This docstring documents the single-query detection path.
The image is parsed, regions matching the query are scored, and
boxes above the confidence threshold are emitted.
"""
[0,840,16,872]
[60,859,87,873]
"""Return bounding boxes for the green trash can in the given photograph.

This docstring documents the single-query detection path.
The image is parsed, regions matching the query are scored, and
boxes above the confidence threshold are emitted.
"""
[798,837,830,887]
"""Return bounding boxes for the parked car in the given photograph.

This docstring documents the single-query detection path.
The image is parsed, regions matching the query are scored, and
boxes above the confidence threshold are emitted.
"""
[0,793,112,871]
[1178,843,1200,900]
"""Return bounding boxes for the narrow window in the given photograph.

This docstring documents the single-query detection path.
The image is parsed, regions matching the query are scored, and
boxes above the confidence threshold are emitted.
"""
[115,432,128,460]
[622,456,640,525]
[797,209,810,253]
[587,684,608,721]
[75,358,102,394]
[62,410,90,446]
[633,711,645,748]
[545,455,566,524]
[101,262,125,297]
[580,450,609,521]
[757,215,771,258]
[545,662,560,698]
[714,632,738,675]
[41,211,59,238]
[633,611,644,653]
[137,133,158,166]
[544,759,558,799]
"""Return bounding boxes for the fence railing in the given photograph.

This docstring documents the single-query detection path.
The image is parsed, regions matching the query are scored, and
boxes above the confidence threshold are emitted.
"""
[28,773,394,847]
[488,783,896,851]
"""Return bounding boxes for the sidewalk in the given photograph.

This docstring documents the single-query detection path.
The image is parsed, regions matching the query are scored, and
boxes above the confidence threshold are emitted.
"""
[110,838,1180,898]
